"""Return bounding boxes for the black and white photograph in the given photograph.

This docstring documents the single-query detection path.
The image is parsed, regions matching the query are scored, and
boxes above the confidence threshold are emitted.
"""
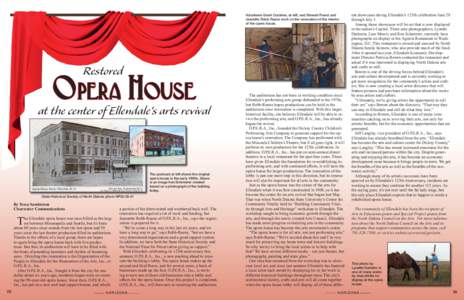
[30,119,146,193]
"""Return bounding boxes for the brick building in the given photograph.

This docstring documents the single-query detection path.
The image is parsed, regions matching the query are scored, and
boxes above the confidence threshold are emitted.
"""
[131,128,185,157]
[33,121,131,177]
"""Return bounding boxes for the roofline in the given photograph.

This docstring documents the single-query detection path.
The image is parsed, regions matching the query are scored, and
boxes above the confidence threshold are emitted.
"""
[36,121,129,138]
[142,128,183,138]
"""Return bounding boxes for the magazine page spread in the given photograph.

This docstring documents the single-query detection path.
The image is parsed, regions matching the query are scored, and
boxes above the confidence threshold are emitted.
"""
[0,0,462,299]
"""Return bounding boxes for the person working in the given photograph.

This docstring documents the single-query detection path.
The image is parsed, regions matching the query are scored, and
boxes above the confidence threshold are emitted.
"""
[299,35,325,87]
[317,45,337,87]
[431,252,439,280]
[257,39,273,80]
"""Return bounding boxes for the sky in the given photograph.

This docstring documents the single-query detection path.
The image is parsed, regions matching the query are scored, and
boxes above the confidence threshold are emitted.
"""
[30,118,145,137]
[388,242,450,261]
[129,125,186,141]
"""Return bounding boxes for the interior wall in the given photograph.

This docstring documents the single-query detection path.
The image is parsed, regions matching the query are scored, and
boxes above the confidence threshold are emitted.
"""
[245,28,293,80]
[293,23,346,87]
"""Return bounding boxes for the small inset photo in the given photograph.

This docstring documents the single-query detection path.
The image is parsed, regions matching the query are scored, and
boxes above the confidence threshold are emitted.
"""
[292,23,346,88]
[30,119,146,193]
[245,27,293,81]
[130,125,187,165]
[387,242,451,286]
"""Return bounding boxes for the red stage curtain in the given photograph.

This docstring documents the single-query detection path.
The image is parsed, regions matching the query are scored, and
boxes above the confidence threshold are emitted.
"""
[9,11,218,157]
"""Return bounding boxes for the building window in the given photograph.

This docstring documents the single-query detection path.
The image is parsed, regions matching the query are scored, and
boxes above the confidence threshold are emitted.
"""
[58,148,61,156]
[94,147,97,155]
[81,146,85,155]
[87,147,91,155]
[87,135,91,143]
[73,145,77,155]
[112,139,116,146]
[80,134,85,142]
[94,136,98,144]
[100,137,104,144]
[72,133,77,141]
[65,131,70,140]
[106,137,109,144]
[53,135,56,143]
[57,134,61,142]
[65,145,70,154]
[106,149,110,156]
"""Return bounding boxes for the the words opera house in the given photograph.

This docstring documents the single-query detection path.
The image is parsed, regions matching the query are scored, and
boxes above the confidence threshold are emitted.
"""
[33,121,130,177]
